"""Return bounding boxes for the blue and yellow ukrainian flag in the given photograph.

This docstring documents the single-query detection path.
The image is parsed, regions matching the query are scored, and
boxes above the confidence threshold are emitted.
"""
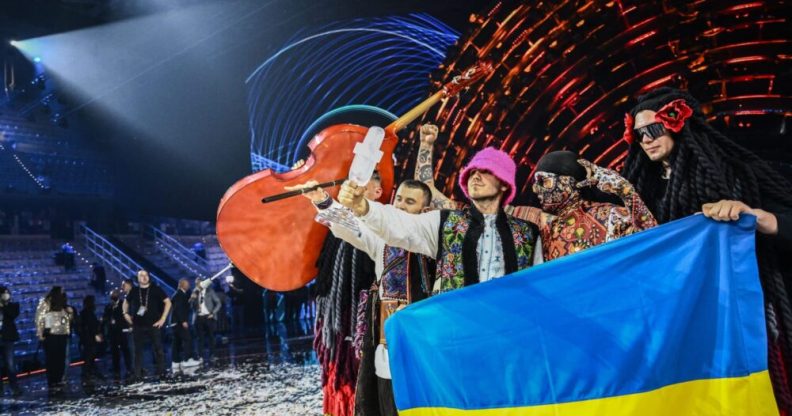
[385,215,777,415]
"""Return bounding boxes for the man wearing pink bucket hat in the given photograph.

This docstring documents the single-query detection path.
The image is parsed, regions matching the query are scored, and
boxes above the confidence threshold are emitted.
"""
[338,147,541,294]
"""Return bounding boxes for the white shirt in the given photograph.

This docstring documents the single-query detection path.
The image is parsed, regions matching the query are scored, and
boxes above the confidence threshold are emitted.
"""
[477,214,505,281]
[198,289,210,316]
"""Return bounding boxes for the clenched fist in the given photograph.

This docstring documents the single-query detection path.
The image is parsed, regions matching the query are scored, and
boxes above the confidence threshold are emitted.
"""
[420,124,439,145]
[338,180,369,216]
[576,158,632,195]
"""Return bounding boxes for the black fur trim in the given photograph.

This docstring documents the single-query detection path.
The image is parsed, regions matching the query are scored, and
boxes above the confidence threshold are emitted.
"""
[497,210,519,274]
[462,207,484,286]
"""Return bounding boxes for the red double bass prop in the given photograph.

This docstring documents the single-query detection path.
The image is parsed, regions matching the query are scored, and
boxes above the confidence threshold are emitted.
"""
[216,61,492,291]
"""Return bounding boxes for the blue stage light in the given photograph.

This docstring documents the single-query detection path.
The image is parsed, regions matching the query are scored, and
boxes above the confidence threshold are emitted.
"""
[246,13,459,172]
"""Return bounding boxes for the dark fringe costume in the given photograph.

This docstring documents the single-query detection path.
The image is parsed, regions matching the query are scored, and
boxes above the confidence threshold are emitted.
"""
[314,233,376,416]
[622,87,792,414]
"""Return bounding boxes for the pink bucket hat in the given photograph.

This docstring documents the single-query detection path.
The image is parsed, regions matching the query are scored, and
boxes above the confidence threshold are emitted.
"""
[458,147,517,205]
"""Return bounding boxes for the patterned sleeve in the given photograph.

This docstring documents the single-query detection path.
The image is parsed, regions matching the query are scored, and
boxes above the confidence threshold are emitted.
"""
[505,205,545,227]
[611,181,657,235]
[578,159,657,239]
[589,164,658,236]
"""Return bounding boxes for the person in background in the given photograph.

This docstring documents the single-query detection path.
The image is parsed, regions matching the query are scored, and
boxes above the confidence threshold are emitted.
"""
[170,279,201,372]
[120,278,136,371]
[192,241,206,260]
[227,276,245,332]
[79,295,103,382]
[61,243,76,272]
[123,270,171,381]
[36,287,74,392]
[121,279,134,297]
[0,286,22,396]
[91,263,107,293]
[103,289,132,379]
[214,281,230,336]
[263,289,278,324]
[191,277,221,362]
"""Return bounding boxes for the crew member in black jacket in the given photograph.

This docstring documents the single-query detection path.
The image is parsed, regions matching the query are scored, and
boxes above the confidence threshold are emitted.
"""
[103,289,132,378]
[79,295,103,381]
[0,286,22,396]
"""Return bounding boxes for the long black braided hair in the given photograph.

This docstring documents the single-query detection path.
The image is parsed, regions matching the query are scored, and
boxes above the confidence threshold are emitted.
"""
[622,87,792,410]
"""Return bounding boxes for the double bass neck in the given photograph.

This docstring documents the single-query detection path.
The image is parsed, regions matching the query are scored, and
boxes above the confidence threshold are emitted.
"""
[386,91,445,134]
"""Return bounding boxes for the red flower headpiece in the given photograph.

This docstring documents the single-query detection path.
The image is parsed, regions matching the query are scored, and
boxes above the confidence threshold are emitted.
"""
[622,113,636,144]
[654,99,693,133]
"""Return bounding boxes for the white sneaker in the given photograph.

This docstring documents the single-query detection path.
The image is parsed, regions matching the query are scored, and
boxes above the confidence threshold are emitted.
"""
[182,358,201,367]
[171,361,182,372]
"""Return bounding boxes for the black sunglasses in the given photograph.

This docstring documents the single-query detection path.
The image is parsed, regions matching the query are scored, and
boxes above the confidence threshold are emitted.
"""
[633,122,667,141]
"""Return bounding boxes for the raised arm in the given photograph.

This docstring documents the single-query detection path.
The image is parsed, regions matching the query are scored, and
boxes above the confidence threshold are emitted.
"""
[283,181,383,260]
[337,181,440,258]
[415,124,461,210]
[578,159,658,234]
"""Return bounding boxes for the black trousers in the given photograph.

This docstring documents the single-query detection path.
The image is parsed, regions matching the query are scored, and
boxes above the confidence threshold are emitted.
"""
[377,377,398,416]
[108,329,132,374]
[171,324,195,363]
[0,340,18,387]
[231,304,244,331]
[195,316,216,358]
[81,338,98,377]
[132,326,165,378]
[43,334,68,386]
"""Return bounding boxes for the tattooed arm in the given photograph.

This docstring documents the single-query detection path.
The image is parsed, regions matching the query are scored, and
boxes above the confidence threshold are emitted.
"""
[415,124,462,210]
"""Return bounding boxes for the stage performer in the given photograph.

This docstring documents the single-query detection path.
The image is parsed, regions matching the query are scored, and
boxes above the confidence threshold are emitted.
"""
[309,172,382,416]
[339,147,540,294]
[416,125,655,261]
[621,87,792,412]
[286,179,435,416]
[510,151,657,260]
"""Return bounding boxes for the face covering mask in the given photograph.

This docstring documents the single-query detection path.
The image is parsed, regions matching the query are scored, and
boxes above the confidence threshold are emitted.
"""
[532,171,579,213]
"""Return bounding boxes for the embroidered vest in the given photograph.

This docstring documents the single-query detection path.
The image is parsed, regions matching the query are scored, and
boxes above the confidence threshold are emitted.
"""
[379,245,433,301]
[435,208,536,294]
[380,246,409,301]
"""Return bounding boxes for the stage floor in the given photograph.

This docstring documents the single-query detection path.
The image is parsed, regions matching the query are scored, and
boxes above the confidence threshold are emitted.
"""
[0,320,322,415]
